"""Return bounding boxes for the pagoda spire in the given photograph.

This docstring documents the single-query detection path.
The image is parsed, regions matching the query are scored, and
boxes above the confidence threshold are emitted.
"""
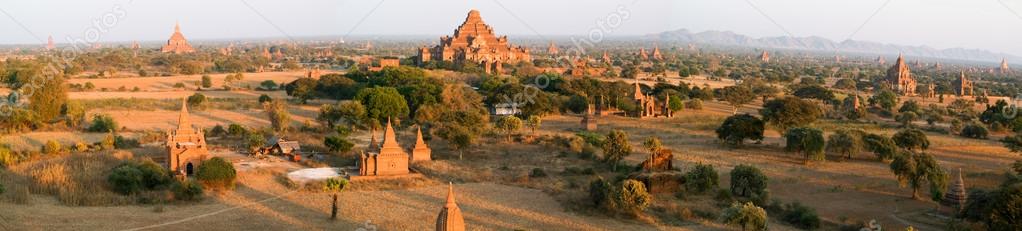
[436,182,465,231]
[381,118,401,150]
[177,97,192,132]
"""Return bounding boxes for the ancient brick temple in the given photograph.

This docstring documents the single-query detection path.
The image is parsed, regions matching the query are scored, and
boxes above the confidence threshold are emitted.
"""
[651,46,663,61]
[358,119,410,176]
[436,183,465,231]
[581,104,598,131]
[760,51,769,62]
[411,126,432,162]
[942,168,967,212]
[417,10,531,74]
[46,35,55,51]
[166,98,208,175]
[633,80,667,118]
[954,71,974,96]
[1001,58,1011,74]
[161,22,195,54]
[886,54,917,96]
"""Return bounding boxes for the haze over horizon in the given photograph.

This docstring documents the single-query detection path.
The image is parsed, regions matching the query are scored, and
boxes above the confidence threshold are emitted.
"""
[2,0,1022,56]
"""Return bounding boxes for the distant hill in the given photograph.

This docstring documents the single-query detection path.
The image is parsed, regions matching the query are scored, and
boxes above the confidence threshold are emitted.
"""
[651,29,1018,63]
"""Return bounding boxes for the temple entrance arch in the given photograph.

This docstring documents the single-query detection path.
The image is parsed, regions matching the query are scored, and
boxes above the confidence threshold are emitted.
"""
[186,163,194,176]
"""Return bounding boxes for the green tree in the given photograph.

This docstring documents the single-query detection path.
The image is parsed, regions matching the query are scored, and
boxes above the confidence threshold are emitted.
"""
[1002,133,1022,154]
[870,89,899,111]
[784,127,826,164]
[643,136,663,153]
[896,111,918,128]
[259,80,278,90]
[87,114,118,132]
[284,77,318,104]
[863,133,898,160]
[355,87,410,122]
[716,85,755,114]
[720,202,768,231]
[759,97,822,132]
[525,115,542,135]
[893,129,929,152]
[496,115,523,142]
[27,75,69,122]
[201,75,212,88]
[264,101,291,133]
[716,114,765,147]
[602,130,632,171]
[827,129,864,159]
[187,93,207,110]
[890,151,948,200]
[685,163,719,193]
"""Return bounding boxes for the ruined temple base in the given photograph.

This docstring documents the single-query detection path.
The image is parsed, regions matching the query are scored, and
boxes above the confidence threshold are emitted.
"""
[628,171,685,194]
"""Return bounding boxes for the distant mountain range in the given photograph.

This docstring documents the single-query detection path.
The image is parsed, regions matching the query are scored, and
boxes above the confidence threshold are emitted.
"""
[650,29,1017,63]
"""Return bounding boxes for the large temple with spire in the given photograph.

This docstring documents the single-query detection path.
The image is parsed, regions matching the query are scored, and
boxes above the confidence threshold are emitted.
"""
[166,98,208,175]
[161,22,196,54]
[358,119,410,176]
[417,10,531,74]
[885,54,917,96]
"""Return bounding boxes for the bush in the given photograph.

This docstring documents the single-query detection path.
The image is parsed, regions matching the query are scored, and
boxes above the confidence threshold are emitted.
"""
[720,202,768,231]
[88,114,118,132]
[960,123,989,139]
[589,177,613,208]
[529,168,548,178]
[107,160,172,195]
[43,140,63,155]
[615,179,652,215]
[323,177,348,192]
[730,165,768,201]
[137,159,171,189]
[685,163,719,193]
[780,202,821,230]
[172,179,204,201]
[685,99,703,110]
[209,125,227,137]
[195,157,237,190]
[114,135,140,149]
[108,164,145,195]
[0,181,5,195]
[258,94,273,103]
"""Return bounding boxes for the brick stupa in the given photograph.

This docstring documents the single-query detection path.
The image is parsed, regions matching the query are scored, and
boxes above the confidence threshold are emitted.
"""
[435,183,465,231]
[161,22,195,54]
[411,126,432,162]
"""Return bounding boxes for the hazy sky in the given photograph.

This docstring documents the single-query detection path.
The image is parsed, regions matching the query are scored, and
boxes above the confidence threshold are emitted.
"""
[2,0,1021,55]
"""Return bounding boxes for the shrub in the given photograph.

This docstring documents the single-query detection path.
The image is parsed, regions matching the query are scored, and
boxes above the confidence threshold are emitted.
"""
[323,177,348,192]
[730,165,768,200]
[209,125,227,137]
[108,164,145,195]
[258,94,273,103]
[43,140,63,155]
[195,157,237,190]
[529,168,548,178]
[685,163,719,193]
[960,123,989,139]
[589,177,613,208]
[827,129,864,159]
[615,179,652,215]
[685,99,703,110]
[114,135,140,149]
[172,179,204,201]
[228,124,248,136]
[0,181,5,195]
[137,159,171,189]
[88,114,118,132]
[780,202,821,230]
[720,202,768,231]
